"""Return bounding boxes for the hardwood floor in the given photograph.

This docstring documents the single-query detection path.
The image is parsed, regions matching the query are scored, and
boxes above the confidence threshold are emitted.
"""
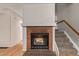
[0,43,56,56]
[0,43,25,56]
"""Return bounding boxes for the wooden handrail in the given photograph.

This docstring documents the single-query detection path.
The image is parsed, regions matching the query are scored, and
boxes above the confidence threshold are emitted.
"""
[57,20,64,24]
[57,20,79,36]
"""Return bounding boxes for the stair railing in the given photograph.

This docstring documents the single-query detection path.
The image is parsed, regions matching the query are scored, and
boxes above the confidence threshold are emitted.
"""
[57,20,79,36]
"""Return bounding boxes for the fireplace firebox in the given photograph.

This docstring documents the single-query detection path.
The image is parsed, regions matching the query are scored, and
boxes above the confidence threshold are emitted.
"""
[31,33,49,49]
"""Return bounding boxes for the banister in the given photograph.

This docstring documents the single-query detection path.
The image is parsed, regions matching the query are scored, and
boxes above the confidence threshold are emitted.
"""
[57,20,79,36]
[57,20,64,24]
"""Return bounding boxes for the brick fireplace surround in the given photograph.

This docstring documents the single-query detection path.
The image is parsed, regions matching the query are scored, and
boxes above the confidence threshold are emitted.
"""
[23,26,56,56]
[27,26,53,51]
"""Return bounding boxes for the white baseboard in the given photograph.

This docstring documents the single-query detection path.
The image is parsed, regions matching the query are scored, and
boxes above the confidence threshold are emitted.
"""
[64,31,79,55]
[22,48,26,51]
[0,41,11,47]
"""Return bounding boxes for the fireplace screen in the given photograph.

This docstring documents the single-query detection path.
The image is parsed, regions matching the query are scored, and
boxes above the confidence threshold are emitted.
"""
[34,37,44,45]
[31,33,49,49]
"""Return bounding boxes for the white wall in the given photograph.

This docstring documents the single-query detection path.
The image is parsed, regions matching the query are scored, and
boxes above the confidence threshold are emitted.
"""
[0,8,11,47]
[10,12,22,46]
[23,3,56,26]
[67,4,79,31]
[56,4,70,21]
[0,4,23,47]
[56,3,79,35]
[56,3,79,51]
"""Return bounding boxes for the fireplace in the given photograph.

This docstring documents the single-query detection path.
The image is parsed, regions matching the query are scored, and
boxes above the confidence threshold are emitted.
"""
[31,33,49,49]
[27,26,53,51]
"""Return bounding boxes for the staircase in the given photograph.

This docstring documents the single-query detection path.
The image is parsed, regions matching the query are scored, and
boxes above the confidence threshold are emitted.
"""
[55,30,77,56]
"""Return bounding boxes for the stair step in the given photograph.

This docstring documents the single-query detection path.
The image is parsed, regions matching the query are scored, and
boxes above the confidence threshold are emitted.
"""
[55,30,64,33]
[58,45,73,49]
[57,42,73,47]
[59,47,76,50]
[59,49,77,56]
[56,35,66,37]
[59,48,77,55]
[55,31,64,34]
[59,48,77,53]
[55,38,69,42]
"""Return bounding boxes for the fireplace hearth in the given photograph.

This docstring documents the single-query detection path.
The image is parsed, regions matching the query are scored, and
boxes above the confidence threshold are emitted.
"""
[31,33,49,49]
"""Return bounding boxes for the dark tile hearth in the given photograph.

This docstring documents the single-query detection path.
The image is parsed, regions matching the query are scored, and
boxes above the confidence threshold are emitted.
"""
[23,51,56,56]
